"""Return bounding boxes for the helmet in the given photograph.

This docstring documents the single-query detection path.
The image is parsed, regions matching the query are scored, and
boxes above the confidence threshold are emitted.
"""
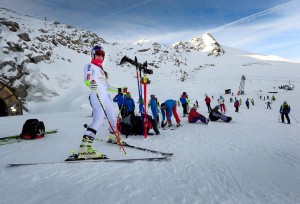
[283,101,287,104]
[161,103,166,109]
[91,45,105,59]
[192,104,198,110]
[125,92,131,97]
[215,105,220,110]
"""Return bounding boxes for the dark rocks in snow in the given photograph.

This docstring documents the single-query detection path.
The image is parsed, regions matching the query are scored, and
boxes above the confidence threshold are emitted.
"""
[0,18,20,31]
[36,36,46,42]
[38,28,48,33]
[29,54,50,64]
[138,48,151,52]
[5,41,24,52]
[17,32,31,42]
[52,38,58,46]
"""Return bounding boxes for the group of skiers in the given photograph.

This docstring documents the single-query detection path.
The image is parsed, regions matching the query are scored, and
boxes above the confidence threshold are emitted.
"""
[79,45,293,160]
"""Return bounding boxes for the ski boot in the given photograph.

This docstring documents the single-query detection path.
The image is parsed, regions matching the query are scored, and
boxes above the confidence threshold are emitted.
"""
[226,117,232,123]
[176,122,181,127]
[78,135,107,159]
[107,135,126,145]
[206,118,211,125]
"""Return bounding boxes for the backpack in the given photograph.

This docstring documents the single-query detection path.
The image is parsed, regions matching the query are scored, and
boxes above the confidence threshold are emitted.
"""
[282,104,289,111]
[20,119,45,140]
[118,114,159,136]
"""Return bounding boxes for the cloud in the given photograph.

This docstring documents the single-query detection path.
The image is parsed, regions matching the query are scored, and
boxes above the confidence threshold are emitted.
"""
[186,0,299,61]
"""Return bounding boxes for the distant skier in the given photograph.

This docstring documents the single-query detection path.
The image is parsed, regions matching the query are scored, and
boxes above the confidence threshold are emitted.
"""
[209,106,232,122]
[179,92,188,117]
[234,99,239,112]
[279,101,291,124]
[160,99,181,127]
[251,99,254,106]
[204,94,212,112]
[188,104,210,124]
[245,98,250,109]
[218,96,226,113]
[266,101,272,109]
[79,45,120,159]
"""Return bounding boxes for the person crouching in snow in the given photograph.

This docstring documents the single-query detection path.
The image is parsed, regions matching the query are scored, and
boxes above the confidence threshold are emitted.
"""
[209,105,232,122]
[188,104,210,124]
[160,99,181,127]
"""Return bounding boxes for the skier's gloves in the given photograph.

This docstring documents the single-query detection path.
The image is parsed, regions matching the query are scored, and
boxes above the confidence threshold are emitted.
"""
[85,80,91,88]
[90,80,98,90]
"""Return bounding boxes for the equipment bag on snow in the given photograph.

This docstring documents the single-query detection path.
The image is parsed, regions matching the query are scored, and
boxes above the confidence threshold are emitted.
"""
[118,114,159,136]
[20,119,45,140]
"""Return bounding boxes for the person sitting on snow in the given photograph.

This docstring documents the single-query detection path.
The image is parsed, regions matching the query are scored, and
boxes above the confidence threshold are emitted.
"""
[188,104,210,124]
[160,99,181,127]
[209,105,232,122]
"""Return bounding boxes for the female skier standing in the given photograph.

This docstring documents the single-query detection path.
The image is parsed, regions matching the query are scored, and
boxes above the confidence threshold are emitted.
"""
[78,45,119,159]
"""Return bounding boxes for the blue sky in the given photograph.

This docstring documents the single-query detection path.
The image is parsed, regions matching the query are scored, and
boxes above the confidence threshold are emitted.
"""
[1,0,300,61]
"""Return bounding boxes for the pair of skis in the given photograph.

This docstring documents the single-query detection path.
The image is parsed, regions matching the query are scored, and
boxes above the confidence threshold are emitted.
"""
[6,138,173,167]
[0,129,58,146]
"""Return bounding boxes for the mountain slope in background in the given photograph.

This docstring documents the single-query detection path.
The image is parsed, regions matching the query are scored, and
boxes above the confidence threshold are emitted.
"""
[2,7,298,113]
[1,7,300,204]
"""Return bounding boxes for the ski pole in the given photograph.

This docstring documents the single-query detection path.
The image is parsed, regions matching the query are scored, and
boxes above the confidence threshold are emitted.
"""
[290,114,299,123]
[95,90,127,154]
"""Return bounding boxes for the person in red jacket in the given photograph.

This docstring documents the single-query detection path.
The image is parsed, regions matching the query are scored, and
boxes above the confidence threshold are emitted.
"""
[204,94,212,113]
[188,104,210,124]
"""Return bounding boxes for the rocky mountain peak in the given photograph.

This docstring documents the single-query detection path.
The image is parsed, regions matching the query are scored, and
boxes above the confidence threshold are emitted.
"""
[188,33,225,56]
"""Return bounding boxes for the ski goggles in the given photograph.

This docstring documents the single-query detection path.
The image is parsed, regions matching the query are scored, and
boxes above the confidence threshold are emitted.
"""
[95,50,105,57]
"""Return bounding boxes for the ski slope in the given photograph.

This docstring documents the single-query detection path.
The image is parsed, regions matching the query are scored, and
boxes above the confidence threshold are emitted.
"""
[1,71,300,203]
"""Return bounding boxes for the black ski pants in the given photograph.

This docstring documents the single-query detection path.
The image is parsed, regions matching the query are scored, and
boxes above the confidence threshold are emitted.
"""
[281,113,290,123]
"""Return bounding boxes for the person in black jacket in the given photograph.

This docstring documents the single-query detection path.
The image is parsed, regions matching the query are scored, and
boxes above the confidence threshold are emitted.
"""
[209,106,232,122]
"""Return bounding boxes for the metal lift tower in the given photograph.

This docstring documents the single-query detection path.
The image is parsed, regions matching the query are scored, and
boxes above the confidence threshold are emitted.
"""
[238,75,246,95]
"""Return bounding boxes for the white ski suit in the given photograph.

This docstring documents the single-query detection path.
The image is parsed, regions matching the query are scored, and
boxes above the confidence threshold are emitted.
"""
[83,63,116,137]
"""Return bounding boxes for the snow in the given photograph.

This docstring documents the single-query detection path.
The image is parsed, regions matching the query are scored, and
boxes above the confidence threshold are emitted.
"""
[1,8,300,204]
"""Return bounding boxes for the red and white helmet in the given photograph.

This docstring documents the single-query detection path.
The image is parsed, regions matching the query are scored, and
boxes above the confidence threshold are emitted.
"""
[91,45,105,59]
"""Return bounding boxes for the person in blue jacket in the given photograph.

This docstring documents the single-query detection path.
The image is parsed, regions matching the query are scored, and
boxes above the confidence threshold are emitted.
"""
[179,92,188,117]
[124,92,135,117]
[113,88,126,118]
[148,94,160,125]
[279,101,291,124]
[160,99,181,127]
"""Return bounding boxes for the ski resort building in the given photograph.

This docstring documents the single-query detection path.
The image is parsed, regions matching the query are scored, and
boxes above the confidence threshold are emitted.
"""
[0,80,23,117]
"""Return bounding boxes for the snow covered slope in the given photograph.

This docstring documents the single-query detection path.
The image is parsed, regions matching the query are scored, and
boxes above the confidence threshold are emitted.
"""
[1,8,300,204]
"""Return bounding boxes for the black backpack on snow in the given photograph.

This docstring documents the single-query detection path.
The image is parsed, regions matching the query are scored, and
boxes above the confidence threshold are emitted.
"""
[20,119,45,140]
[118,114,159,136]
